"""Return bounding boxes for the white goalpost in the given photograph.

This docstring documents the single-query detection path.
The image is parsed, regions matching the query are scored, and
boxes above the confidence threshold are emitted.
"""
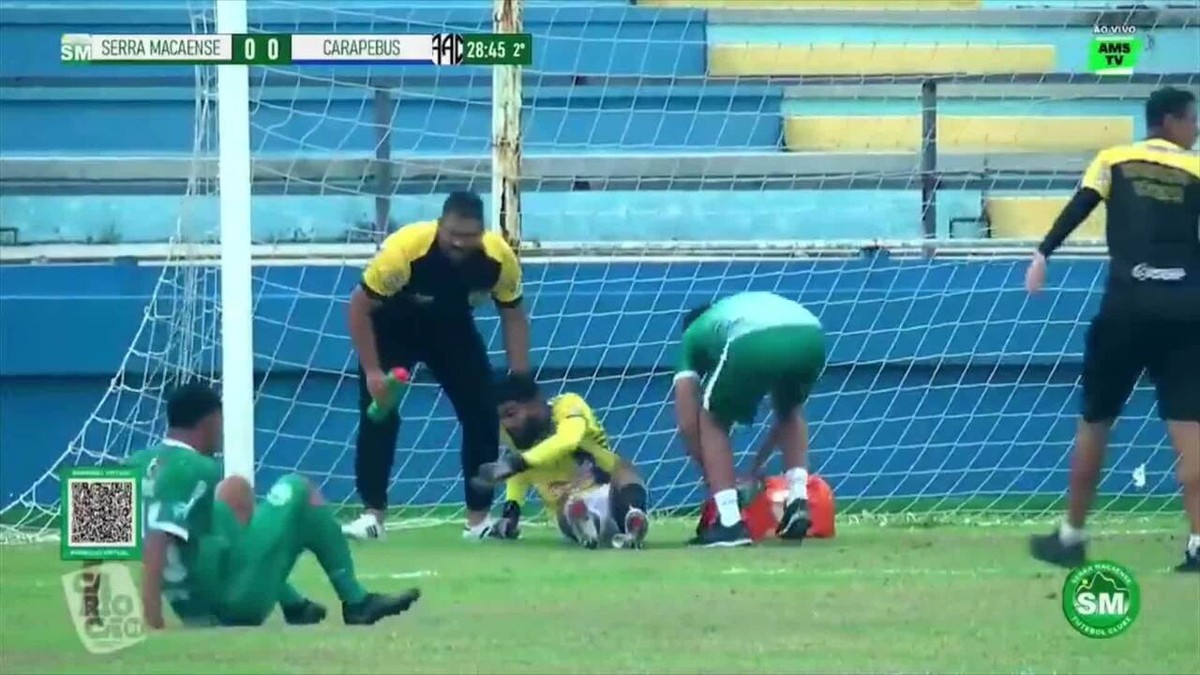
[215,0,257,483]
[2,1,1189,541]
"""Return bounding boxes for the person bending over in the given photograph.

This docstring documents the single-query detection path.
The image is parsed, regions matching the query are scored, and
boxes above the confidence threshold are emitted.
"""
[344,191,532,541]
[673,291,827,548]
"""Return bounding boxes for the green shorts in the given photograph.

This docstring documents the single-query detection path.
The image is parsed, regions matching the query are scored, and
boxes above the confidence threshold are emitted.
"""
[215,475,310,626]
[702,323,826,427]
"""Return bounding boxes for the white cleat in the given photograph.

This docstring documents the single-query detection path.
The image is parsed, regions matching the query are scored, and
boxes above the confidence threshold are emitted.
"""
[565,498,600,549]
[614,508,649,550]
[462,517,498,541]
[342,512,385,541]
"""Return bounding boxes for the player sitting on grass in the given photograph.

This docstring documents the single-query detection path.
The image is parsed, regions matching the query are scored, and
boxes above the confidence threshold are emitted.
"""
[472,373,650,549]
[673,291,827,548]
[90,383,420,629]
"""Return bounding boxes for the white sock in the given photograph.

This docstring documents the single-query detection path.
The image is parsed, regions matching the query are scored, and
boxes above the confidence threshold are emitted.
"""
[1059,521,1086,546]
[786,468,809,503]
[714,489,741,528]
[1187,534,1200,557]
[467,517,493,533]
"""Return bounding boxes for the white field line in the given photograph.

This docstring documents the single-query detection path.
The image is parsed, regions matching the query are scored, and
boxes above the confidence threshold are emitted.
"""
[358,570,439,581]
[720,566,1005,578]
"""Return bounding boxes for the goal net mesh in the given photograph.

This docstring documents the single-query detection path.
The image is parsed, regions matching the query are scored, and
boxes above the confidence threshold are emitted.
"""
[3,1,1187,540]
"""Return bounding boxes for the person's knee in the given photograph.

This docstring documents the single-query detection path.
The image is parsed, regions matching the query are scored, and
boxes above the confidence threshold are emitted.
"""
[217,476,255,525]
[276,474,324,507]
[459,405,499,469]
[611,481,648,519]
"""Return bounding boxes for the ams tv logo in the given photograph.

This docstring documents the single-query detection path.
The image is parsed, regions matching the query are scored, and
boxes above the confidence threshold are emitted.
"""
[1088,28,1143,75]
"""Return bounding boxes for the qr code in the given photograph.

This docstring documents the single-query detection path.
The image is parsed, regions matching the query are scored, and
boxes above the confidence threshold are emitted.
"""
[68,479,135,545]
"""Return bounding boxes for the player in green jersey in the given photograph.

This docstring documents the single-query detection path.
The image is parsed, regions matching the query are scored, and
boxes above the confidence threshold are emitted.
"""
[80,389,327,628]
[89,383,421,629]
[673,292,826,547]
[144,383,420,628]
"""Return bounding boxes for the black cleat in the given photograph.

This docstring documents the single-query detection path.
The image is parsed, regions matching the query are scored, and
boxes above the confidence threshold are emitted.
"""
[1175,550,1200,573]
[282,599,327,626]
[342,588,421,626]
[776,498,811,542]
[688,520,753,548]
[1029,530,1086,569]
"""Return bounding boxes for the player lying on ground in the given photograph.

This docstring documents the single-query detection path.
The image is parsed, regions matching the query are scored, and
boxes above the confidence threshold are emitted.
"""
[87,383,420,629]
[472,373,650,549]
[673,291,827,548]
[1025,86,1200,573]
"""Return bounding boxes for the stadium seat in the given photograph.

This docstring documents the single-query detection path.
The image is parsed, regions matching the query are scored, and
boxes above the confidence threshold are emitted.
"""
[985,196,1107,242]
[784,116,1133,152]
[640,0,980,8]
[710,44,1055,77]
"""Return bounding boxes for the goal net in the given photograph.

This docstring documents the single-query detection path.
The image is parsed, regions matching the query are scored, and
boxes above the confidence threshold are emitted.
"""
[4,1,1190,540]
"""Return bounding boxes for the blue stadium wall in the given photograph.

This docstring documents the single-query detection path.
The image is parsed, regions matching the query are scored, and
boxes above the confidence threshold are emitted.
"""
[0,260,1175,508]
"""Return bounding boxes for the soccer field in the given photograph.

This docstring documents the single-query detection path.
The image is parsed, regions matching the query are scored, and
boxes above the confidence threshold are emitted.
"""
[2,519,1197,674]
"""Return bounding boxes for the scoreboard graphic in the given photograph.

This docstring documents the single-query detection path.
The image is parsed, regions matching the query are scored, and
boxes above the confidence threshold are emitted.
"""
[61,33,533,66]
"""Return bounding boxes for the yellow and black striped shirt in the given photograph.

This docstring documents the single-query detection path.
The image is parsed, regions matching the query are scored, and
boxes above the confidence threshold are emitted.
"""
[361,221,522,313]
[1081,139,1200,319]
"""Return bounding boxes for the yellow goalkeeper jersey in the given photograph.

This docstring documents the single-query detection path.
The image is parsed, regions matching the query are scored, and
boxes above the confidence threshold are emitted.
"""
[501,392,621,513]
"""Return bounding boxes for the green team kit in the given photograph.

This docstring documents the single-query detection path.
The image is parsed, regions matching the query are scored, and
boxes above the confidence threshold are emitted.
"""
[125,442,383,626]
[677,292,826,425]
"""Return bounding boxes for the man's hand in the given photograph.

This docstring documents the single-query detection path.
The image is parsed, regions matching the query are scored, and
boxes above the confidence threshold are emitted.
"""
[1024,252,1047,294]
[365,369,391,404]
[487,503,522,540]
[145,612,166,631]
[470,455,529,490]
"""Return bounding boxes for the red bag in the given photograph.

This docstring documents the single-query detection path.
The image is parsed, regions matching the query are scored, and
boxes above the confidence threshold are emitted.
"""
[698,474,836,541]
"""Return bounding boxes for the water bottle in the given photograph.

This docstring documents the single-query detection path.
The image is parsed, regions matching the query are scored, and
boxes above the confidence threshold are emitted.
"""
[366,367,411,422]
[736,477,762,510]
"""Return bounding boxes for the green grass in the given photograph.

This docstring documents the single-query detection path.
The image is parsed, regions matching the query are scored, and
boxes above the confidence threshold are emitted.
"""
[2,519,1198,675]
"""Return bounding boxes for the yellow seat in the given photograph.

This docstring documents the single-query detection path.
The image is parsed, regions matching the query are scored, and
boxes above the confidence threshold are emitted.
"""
[641,0,981,8]
[710,44,1055,77]
[985,196,1106,242]
[784,116,1133,153]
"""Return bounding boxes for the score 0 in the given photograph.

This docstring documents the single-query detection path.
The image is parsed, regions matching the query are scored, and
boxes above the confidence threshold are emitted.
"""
[233,34,291,65]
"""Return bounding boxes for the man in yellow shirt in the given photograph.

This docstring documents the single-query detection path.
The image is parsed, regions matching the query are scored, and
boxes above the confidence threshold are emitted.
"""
[473,374,650,549]
[344,191,533,541]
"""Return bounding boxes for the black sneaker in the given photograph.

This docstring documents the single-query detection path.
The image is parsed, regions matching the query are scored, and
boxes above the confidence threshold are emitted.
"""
[343,589,421,626]
[776,498,811,542]
[688,520,753,548]
[1029,530,1086,569]
[1175,550,1200,573]
[282,599,327,626]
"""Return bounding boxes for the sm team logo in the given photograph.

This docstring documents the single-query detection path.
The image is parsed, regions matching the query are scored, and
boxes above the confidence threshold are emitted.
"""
[1062,560,1141,638]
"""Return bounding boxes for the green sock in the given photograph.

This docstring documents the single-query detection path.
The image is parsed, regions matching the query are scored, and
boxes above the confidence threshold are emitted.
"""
[301,504,367,605]
[278,583,306,610]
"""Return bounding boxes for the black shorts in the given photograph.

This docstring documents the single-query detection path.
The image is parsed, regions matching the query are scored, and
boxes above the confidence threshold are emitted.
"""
[1080,314,1200,422]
